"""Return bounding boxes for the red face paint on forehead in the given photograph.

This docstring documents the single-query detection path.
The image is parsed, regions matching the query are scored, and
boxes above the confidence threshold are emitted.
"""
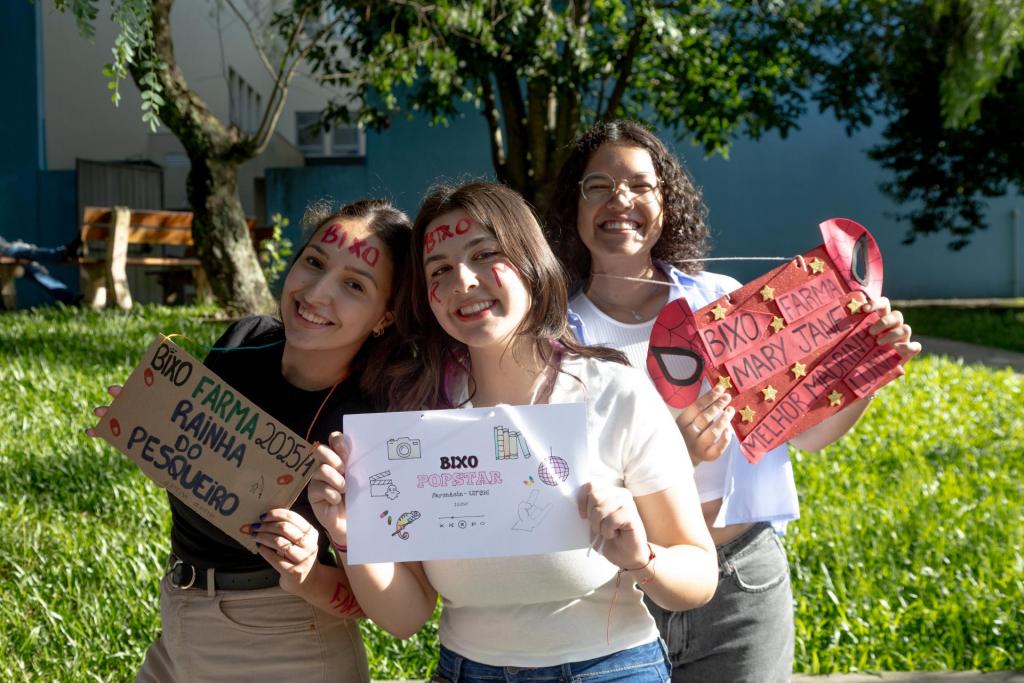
[423,216,474,254]
[317,222,381,269]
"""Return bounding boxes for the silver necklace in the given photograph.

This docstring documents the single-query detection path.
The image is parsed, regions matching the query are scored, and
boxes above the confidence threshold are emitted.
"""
[585,284,657,322]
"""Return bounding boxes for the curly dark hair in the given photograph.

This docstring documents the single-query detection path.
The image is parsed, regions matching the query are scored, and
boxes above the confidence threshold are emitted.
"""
[545,120,710,287]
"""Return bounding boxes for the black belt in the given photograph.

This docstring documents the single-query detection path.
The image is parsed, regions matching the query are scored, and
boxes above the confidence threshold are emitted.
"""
[168,555,280,591]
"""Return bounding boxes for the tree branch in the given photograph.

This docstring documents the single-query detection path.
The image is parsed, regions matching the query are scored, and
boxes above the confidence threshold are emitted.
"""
[480,74,508,182]
[494,63,528,192]
[602,13,647,120]
[223,0,278,81]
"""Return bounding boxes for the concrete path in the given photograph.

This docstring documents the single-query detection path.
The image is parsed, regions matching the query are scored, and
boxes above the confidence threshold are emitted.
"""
[379,676,1023,683]
[792,674,1024,682]
[916,335,1024,374]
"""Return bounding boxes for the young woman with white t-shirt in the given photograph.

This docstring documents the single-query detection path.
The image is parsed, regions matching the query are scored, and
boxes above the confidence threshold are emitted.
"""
[307,181,718,681]
[544,120,922,682]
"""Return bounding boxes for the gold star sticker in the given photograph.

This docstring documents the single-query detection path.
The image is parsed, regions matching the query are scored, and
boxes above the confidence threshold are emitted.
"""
[790,361,807,379]
[739,405,756,423]
[846,297,865,314]
[716,374,733,391]
[770,316,786,333]
[828,389,844,407]
[808,257,826,274]
[711,303,728,320]
[759,285,775,301]
[761,385,778,402]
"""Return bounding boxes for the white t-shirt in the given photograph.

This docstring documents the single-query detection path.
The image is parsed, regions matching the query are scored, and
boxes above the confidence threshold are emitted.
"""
[569,289,729,503]
[423,354,690,667]
[568,265,798,531]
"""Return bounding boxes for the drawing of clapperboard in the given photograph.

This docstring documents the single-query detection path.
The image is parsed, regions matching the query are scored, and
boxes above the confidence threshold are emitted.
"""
[369,470,400,500]
[494,426,533,460]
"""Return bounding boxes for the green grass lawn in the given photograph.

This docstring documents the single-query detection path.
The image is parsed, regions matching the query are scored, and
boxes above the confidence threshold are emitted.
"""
[902,305,1024,354]
[1,305,1021,681]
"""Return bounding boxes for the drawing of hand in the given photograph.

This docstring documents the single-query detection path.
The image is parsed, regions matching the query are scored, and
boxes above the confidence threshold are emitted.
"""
[512,489,551,531]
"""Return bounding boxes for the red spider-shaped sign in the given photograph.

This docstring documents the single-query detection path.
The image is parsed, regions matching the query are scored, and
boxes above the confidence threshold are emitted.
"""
[648,218,904,464]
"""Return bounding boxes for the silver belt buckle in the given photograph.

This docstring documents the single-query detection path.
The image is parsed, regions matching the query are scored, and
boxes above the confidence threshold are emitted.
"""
[169,558,197,589]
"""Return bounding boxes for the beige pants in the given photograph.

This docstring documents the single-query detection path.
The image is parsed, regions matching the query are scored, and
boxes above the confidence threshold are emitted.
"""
[136,572,370,683]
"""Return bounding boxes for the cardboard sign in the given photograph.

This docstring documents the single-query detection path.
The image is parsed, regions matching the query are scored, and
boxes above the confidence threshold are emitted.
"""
[343,403,590,564]
[97,336,316,551]
[648,218,905,464]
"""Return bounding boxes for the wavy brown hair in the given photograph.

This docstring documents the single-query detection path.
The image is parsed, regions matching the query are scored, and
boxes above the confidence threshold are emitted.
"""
[545,120,711,287]
[293,198,413,409]
[387,181,626,411]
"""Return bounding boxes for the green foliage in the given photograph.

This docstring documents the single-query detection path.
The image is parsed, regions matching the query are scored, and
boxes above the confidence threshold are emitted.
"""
[61,0,162,130]
[814,1,1024,248]
[1,306,1021,679]
[789,356,1024,671]
[902,305,1024,353]
[258,213,296,288]
[313,0,822,206]
[935,0,1024,126]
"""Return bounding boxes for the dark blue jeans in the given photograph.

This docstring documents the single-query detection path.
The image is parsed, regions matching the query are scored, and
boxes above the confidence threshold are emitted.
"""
[431,639,670,682]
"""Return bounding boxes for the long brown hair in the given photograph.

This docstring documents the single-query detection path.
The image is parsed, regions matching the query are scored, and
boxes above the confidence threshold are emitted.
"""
[545,120,710,288]
[294,198,413,409]
[387,181,625,410]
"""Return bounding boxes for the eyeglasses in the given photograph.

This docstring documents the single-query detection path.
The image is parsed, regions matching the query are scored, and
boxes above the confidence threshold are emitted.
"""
[579,173,660,204]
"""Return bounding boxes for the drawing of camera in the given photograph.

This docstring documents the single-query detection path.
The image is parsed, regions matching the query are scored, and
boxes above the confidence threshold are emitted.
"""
[387,437,422,460]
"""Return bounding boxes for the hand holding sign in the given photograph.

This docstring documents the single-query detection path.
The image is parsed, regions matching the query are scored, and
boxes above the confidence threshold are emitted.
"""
[578,481,649,571]
[648,218,918,463]
[251,508,318,593]
[674,386,734,464]
[92,336,318,552]
[307,431,351,544]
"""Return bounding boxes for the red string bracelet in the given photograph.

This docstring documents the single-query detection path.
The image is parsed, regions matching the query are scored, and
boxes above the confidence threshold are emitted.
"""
[606,544,657,644]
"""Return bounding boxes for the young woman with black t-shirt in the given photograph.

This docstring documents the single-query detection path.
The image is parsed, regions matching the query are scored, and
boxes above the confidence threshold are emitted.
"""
[88,199,411,682]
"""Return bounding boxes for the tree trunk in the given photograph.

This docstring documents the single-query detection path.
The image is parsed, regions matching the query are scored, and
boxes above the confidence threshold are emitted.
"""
[187,155,274,315]
[133,0,273,316]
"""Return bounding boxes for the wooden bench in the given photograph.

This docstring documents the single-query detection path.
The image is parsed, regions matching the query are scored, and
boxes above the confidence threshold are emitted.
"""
[0,206,271,310]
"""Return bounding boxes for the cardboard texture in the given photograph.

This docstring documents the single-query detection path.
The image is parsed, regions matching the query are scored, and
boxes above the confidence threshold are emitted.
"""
[97,336,316,551]
[648,218,905,463]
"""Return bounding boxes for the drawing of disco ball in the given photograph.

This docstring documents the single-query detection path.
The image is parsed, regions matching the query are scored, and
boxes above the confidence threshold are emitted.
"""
[537,456,569,486]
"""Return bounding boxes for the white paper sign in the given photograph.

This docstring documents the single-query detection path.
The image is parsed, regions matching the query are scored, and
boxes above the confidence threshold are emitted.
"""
[344,403,590,564]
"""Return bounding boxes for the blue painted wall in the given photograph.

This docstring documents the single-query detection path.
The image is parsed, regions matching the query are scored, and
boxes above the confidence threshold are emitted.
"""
[0,1,72,307]
[269,108,1024,300]
[266,109,494,244]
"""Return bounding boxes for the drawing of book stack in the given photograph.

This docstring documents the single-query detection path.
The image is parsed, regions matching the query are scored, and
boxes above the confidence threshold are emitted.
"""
[494,426,532,460]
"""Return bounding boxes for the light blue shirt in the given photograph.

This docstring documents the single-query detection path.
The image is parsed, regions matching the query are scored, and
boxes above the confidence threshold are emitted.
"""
[568,261,799,531]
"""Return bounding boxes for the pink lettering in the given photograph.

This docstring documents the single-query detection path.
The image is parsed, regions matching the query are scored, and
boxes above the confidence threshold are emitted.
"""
[455,218,472,234]
[348,237,365,258]
[363,246,380,267]
[320,224,348,247]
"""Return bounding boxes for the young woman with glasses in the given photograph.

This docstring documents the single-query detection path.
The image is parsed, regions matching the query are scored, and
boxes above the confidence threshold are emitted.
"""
[545,120,921,682]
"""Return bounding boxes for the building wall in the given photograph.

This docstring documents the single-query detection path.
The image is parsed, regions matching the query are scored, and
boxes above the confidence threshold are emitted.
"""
[267,108,1024,300]
[7,3,1022,303]
[40,1,324,216]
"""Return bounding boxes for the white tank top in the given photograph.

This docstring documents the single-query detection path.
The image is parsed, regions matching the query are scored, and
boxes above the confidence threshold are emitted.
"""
[570,292,729,502]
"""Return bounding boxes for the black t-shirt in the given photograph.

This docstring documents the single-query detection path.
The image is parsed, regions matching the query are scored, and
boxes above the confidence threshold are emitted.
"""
[169,315,375,571]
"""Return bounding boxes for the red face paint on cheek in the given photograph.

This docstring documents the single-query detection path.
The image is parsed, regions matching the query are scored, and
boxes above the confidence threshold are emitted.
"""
[429,282,441,304]
[491,265,504,288]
